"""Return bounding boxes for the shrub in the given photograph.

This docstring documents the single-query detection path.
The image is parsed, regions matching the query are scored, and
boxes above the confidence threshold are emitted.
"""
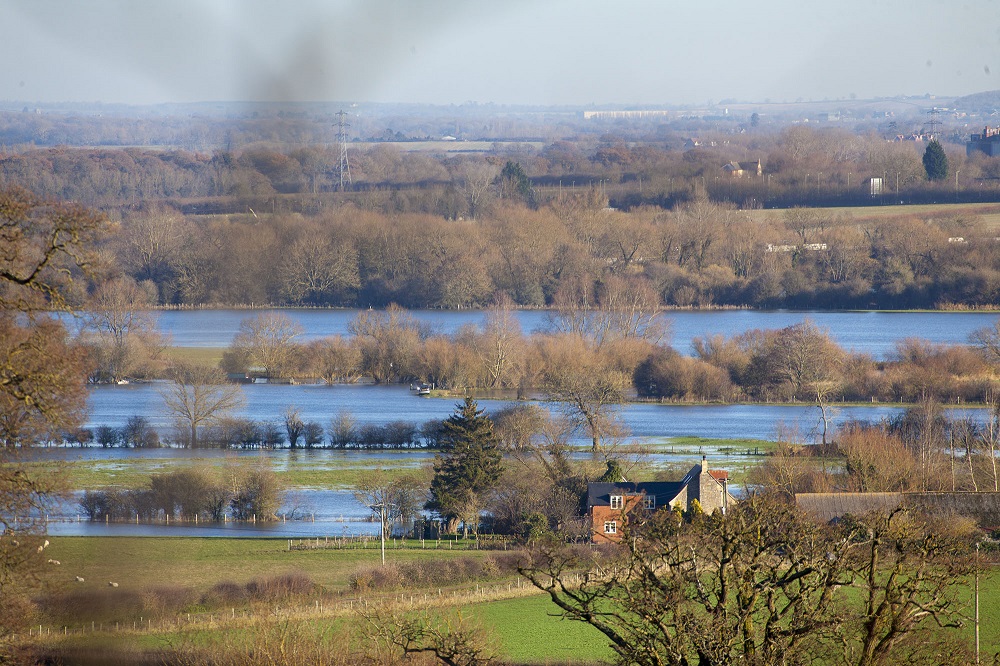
[244,572,315,601]
[201,580,247,606]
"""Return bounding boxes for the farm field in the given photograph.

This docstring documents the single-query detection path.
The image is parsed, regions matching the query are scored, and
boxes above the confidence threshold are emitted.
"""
[23,536,1000,664]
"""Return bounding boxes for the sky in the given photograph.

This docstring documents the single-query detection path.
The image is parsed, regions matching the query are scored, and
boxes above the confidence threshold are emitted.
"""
[2,0,998,107]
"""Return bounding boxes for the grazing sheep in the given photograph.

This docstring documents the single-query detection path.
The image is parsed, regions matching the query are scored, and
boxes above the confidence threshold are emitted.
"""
[75,576,85,583]
[108,582,118,588]
[47,559,60,565]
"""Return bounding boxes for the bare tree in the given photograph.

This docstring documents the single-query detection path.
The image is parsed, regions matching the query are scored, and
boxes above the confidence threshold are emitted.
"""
[451,159,499,219]
[278,235,360,305]
[0,188,106,646]
[86,276,165,382]
[160,363,245,447]
[306,335,363,384]
[352,467,426,541]
[283,406,304,449]
[519,494,975,666]
[537,334,629,453]
[118,206,185,288]
[223,312,304,379]
[362,605,497,666]
[348,304,423,383]
[474,294,524,390]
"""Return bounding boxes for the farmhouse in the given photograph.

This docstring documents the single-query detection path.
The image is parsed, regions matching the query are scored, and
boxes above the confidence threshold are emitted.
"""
[587,456,735,543]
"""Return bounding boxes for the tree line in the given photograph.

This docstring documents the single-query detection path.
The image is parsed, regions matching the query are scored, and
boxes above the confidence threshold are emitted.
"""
[72,193,1000,313]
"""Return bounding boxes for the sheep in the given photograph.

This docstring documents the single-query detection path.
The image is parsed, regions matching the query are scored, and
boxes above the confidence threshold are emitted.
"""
[47,559,60,565]
[108,582,118,588]
[75,576,85,583]
[36,540,49,553]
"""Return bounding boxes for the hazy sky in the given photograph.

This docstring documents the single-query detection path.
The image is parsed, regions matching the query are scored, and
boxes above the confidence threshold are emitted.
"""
[3,0,997,106]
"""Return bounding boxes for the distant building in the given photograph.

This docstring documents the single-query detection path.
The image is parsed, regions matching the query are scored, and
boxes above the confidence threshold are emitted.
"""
[968,126,1000,157]
[722,159,762,178]
[866,177,884,196]
[583,109,671,120]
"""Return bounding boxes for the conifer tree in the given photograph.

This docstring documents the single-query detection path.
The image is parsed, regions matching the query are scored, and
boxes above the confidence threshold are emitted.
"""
[426,397,503,536]
[922,139,948,181]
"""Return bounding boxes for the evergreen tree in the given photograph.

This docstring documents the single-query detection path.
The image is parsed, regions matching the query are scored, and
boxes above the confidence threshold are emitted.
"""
[426,397,503,536]
[922,139,948,181]
[497,161,536,207]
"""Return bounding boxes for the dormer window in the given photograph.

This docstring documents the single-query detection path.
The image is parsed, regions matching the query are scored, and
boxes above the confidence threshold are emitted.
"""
[643,496,655,510]
[609,495,624,509]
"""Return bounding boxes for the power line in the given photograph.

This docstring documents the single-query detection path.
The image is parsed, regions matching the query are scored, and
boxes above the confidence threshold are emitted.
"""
[336,110,352,190]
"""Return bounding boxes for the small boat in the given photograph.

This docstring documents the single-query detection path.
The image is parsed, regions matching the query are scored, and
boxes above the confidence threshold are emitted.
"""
[416,383,431,396]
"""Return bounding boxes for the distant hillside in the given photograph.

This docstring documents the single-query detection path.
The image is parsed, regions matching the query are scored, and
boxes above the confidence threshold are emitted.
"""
[953,90,1000,113]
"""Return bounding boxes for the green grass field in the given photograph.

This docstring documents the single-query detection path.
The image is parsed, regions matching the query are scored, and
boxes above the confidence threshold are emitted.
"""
[31,535,1000,664]
[163,346,224,367]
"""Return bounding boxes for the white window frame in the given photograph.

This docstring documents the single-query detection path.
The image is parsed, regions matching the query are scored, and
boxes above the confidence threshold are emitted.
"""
[609,495,624,510]
[604,521,617,534]
[643,495,655,510]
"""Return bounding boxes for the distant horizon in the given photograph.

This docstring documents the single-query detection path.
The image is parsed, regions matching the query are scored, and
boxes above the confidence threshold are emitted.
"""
[3,1,995,109]
[1,91,990,113]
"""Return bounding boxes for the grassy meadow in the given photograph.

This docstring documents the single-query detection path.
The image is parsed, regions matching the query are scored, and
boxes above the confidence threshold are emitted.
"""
[25,535,1000,664]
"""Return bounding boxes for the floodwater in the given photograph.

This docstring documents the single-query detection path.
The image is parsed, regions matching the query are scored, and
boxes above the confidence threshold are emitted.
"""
[41,307,1000,537]
[65,307,1000,358]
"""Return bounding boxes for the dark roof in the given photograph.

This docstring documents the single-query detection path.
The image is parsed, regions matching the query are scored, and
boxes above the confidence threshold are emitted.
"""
[587,482,685,509]
[796,493,902,523]
[796,492,1000,529]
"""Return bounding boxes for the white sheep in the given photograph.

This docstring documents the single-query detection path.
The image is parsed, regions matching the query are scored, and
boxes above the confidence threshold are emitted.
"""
[47,559,60,565]
[108,582,118,588]
[75,576,85,583]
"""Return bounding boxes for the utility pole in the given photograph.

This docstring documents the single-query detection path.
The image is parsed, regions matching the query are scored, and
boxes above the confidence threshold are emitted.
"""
[336,110,352,191]
[976,541,980,664]
[370,501,396,566]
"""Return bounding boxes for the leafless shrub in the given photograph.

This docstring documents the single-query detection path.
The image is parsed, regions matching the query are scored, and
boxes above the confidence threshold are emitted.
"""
[244,571,315,602]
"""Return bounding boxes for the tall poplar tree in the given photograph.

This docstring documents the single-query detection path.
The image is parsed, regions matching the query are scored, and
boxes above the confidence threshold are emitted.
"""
[426,397,503,536]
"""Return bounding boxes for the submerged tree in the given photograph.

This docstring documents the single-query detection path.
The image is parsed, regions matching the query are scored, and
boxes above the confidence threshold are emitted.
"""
[160,363,245,447]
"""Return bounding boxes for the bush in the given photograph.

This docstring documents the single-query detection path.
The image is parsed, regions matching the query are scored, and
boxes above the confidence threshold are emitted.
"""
[245,572,315,601]
[348,554,524,592]
[201,580,248,606]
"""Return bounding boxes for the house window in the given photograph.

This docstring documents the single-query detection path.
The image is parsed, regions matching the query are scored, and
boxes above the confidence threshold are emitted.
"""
[604,521,617,534]
[609,495,623,509]
[643,496,655,510]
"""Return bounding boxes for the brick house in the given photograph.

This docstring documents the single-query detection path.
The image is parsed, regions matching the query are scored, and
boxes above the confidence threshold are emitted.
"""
[586,456,735,543]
